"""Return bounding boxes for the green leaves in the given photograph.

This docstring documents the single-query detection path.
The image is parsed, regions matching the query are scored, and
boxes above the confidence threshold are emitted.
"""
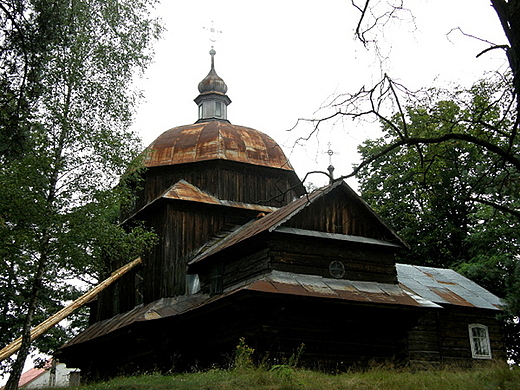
[0,0,160,377]
[357,74,520,302]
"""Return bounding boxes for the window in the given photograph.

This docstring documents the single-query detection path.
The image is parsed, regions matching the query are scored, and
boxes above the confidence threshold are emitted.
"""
[186,274,201,295]
[215,101,222,117]
[329,261,345,278]
[468,323,492,359]
[210,264,224,295]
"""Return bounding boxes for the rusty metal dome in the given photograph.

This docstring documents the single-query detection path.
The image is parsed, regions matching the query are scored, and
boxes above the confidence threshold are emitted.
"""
[144,120,295,171]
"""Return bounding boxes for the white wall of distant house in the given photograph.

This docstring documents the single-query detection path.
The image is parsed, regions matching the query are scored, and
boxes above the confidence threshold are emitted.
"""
[22,363,78,389]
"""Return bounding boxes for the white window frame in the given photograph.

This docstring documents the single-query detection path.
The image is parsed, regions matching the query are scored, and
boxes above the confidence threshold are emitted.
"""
[468,323,492,359]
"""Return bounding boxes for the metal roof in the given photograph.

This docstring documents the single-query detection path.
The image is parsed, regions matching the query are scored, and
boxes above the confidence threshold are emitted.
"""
[245,270,440,308]
[274,227,401,248]
[396,264,503,311]
[60,294,211,348]
[143,120,294,171]
[121,180,279,224]
[162,180,279,212]
[189,186,332,264]
[61,264,504,350]
[59,270,440,350]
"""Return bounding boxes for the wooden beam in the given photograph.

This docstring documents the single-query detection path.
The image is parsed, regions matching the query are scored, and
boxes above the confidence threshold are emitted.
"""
[0,257,142,362]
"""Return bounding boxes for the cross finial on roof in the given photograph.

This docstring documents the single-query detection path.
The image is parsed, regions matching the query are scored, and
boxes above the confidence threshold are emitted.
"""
[324,142,339,183]
[325,142,339,166]
[204,20,222,45]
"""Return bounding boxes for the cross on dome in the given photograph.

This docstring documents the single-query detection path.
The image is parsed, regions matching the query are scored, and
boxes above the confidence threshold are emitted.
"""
[203,20,222,44]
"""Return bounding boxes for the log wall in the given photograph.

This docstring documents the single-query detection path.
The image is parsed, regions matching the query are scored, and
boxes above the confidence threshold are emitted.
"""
[408,306,506,367]
[136,160,304,210]
[284,189,397,243]
[268,235,398,283]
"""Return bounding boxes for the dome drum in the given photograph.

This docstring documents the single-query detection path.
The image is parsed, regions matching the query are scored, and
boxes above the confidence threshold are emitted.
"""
[194,92,231,123]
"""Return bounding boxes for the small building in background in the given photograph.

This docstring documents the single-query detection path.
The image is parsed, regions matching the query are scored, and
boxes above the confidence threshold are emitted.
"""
[13,360,79,389]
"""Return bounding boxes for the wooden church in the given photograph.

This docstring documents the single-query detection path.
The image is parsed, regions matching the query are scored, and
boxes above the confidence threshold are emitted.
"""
[57,49,506,379]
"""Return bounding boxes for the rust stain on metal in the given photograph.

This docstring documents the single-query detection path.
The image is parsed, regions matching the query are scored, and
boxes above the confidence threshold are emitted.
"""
[423,271,455,285]
[429,287,473,307]
[60,271,435,351]
[270,281,314,296]
[144,121,294,171]
[247,280,279,294]
[162,180,279,213]
[246,273,427,307]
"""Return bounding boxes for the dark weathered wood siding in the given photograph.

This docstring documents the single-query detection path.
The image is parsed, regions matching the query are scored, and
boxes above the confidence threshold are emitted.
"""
[408,306,506,367]
[94,158,304,322]
[283,188,398,243]
[75,292,422,378]
[136,160,304,210]
[95,201,261,321]
[268,234,397,283]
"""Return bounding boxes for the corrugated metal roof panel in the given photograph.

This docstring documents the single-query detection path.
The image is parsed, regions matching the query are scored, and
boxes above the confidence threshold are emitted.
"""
[396,264,503,310]
[61,270,439,350]
[248,271,437,308]
[162,180,279,213]
[123,180,279,224]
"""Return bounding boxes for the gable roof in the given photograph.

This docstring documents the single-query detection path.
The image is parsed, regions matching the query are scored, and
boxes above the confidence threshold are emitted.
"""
[17,366,46,388]
[14,359,52,388]
[397,264,503,311]
[189,180,406,265]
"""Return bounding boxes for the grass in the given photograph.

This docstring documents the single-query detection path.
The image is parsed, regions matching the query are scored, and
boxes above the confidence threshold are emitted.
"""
[58,363,520,390]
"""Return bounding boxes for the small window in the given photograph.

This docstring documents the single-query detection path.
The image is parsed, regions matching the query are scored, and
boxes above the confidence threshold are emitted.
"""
[468,323,492,359]
[329,261,345,279]
[210,264,224,295]
[215,101,222,117]
[198,104,203,119]
[186,274,201,295]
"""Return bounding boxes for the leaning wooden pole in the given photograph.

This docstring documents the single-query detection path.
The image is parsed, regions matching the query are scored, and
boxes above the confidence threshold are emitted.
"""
[0,257,142,362]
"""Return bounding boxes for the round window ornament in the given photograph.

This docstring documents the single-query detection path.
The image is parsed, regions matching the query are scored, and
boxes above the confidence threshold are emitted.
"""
[329,261,345,279]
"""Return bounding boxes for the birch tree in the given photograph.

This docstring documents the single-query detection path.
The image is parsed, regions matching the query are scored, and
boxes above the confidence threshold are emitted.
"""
[0,1,161,388]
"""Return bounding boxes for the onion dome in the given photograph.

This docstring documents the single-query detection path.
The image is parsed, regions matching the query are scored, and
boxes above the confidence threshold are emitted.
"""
[144,120,294,171]
[198,48,228,94]
[194,48,231,123]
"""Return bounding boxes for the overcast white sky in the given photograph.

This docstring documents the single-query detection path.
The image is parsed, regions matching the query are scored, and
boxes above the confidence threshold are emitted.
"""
[132,0,508,188]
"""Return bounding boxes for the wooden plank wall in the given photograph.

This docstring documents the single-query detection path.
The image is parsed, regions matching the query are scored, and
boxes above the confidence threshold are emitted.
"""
[407,307,506,368]
[172,295,419,370]
[198,247,271,294]
[140,202,256,303]
[269,235,398,283]
[94,201,258,320]
[138,160,304,210]
[284,189,397,243]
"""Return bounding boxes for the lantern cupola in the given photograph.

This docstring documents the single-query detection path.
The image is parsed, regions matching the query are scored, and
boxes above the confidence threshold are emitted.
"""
[194,48,231,123]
